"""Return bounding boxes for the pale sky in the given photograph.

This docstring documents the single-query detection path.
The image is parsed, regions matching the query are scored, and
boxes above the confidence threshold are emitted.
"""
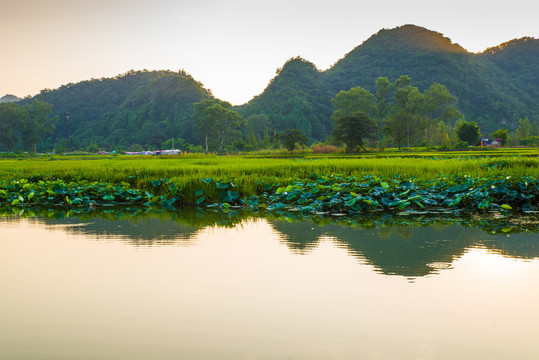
[1,0,537,105]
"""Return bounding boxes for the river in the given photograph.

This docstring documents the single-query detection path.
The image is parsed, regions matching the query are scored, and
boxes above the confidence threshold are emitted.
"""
[1,211,537,359]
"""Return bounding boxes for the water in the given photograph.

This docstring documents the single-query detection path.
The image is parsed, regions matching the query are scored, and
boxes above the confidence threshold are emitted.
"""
[1,213,538,360]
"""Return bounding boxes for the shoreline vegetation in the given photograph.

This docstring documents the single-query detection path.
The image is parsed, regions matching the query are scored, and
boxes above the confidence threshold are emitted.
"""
[0,150,538,229]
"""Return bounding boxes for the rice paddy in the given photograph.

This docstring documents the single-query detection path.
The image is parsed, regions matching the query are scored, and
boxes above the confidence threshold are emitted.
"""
[1,150,538,216]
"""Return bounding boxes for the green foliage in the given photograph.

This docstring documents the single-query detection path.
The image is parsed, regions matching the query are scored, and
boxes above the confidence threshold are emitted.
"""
[21,70,211,150]
[453,141,469,150]
[0,100,57,153]
[332,111,375,152]
[0,102,24,152]
[278,129,308,152]
[241,25,538,141]
[520,136,539,146]
[15,26,539,150]
[193,99,242,154]
[491,129,509,146]
[383,78,426,149]
[238,57,334,140]
[422,82,463,141]
[331,76,463,150]
[245,129,258,151]
[456,121,481,145]
[331,87,375,121]
[87,142,100,153]
[1,154,538,215]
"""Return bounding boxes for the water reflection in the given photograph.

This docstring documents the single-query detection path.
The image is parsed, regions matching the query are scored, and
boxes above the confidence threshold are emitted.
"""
[1,209,538,360]
[1,208,536,279]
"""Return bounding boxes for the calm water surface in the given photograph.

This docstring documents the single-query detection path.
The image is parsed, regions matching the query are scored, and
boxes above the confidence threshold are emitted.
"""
[0,214,538,360]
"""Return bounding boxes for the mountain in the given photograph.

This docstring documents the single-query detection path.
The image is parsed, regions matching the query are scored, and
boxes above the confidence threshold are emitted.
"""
[238,57,334,140]
[240,25,539,137]
[21,70,212,149]
[0,94,20,103]
[19,25,538,149]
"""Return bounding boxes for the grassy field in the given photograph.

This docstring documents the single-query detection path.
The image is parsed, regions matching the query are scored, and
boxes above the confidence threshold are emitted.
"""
[1,149,538,214]
[1,149,538,184]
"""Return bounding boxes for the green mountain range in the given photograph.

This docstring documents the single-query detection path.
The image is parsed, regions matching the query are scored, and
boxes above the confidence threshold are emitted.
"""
[17,25,539,149]
[240,25,539,139]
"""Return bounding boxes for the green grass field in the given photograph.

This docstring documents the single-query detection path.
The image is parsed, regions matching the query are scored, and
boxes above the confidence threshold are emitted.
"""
[1,149,538,214]
[1,149,538,184]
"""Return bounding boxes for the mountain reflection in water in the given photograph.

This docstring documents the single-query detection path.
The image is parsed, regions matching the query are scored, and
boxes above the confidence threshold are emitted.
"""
[1,209,536,279]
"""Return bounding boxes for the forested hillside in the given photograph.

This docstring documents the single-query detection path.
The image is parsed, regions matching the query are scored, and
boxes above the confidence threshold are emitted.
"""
[238,57,334,140]
[9,25,538,151]
[19,70,212,150]
[241,25,539,137]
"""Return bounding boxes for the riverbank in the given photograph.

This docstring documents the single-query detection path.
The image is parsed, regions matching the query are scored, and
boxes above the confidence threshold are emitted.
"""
[1,152,538,216]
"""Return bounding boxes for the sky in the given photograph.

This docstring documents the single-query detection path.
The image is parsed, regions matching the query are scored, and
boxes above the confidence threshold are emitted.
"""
[1,0,538,105]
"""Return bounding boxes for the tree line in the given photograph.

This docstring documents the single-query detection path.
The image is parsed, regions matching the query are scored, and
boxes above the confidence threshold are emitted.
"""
[329,75,539,152]
[2,74,538,154]
[0,100,57,153]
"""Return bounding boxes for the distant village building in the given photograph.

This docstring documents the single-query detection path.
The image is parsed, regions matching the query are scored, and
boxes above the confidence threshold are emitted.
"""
[480,138,503,147]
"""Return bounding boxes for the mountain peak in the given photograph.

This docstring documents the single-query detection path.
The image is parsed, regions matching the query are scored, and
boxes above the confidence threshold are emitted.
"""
[276,56,320,75]
[360,24,468,54]
[0,94,21,103]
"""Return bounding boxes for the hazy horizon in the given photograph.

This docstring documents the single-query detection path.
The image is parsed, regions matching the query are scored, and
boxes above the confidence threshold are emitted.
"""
[2,0,538,105]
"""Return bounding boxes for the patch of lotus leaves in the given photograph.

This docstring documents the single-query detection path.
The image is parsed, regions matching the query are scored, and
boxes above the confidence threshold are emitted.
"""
[1,174,537,219]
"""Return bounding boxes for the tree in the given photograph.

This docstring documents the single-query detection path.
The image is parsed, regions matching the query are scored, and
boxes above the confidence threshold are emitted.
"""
[139,122,166,147]
[383,80,425,149]
[530,119,539,137]
[383,112,414,150]
[279,129,307,152]
[260,128,271,149]
[0,102,24,152]
[394,75,411,89]
[332,111,375,152]
[87,142,100,153]
[429,121,452,145]
[193,99,242,154]
[21,100,58,154]
[421,83,462,142]
[373,77,393,139]
[245,113,271,139]
[456,121,481,145]
[245,128,258,151]
[330,86,375,122]
[491,129,508,146]
[161,137,186,150]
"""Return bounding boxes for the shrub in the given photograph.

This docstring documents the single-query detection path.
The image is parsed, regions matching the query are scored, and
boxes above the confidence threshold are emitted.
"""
[453,141,469,150]
[437,143,450,151]
[521,136,539,146]
[312,144,341,154]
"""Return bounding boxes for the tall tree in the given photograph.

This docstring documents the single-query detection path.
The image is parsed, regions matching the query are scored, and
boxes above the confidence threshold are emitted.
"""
[332,111,376,152]
[383,79,425,148]
[245,128,258,151]
[373,77,393,139]
[491,129,508,146]
[330,87,375,122]
[279,129,307,152]
[193,99,241,154]
[21,100,58,153]
[0,102,24,152]
[383,112,415,150]
[421,83,463,142]
[456,120,481,145]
